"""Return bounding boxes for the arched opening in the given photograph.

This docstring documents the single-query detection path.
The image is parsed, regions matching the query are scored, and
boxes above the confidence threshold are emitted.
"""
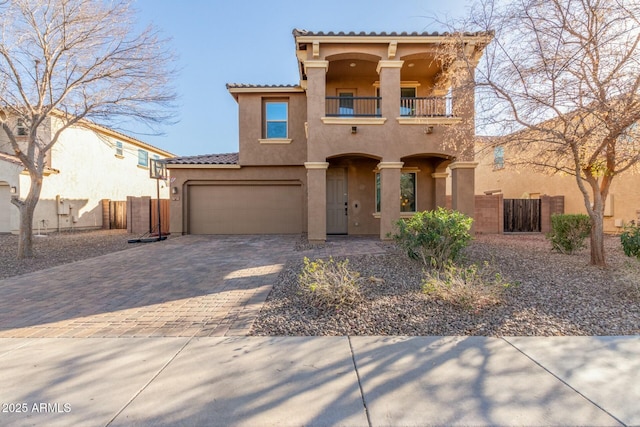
[325,154,381,235]
[325,53,382,118]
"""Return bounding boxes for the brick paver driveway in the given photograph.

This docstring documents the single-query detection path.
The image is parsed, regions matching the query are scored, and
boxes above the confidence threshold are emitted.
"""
[0,235,385,338]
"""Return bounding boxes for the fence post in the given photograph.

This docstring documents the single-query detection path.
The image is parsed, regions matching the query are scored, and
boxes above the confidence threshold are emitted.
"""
[101,199,110,230]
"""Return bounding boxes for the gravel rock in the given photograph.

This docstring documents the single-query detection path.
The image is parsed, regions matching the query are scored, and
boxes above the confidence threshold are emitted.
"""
[252,234,640,336]
[0,229,134,280]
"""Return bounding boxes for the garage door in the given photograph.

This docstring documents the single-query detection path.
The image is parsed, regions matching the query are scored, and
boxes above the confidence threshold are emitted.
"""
[188,182,303,234]
[0,185,11,233]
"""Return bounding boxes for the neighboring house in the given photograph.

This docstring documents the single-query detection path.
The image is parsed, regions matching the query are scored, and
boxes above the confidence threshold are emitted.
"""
[475,136,640,233]
[167,29,491,241]
[0,115,174,234]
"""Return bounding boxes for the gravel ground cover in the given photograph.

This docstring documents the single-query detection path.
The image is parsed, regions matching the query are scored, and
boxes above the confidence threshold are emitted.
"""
[252,234,640,336]
[0,229,134,280]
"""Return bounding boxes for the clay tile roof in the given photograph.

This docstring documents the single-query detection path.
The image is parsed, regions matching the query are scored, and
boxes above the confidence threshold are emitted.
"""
[165,152,239,165]
[292,28,488,38]
[226,83,299,89]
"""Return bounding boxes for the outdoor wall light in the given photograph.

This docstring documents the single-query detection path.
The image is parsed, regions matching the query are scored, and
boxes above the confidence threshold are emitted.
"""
[424,126,434,135]
[351,126,357,134]
[172,186,179,194]
[10,186,16,194]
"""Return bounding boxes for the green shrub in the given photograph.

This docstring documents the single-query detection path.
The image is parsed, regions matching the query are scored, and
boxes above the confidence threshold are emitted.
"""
[392,208,473,269]
[422,261,514,311]
[621,223,640,259]
[546,214,592,254]
[298,257,363,310]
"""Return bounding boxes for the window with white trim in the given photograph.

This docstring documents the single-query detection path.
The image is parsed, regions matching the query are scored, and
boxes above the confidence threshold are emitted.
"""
[264,101,288,139]
[115,141,123,156]
[138,149,148,167]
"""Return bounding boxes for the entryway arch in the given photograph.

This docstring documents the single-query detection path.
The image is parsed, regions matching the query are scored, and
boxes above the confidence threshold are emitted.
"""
[326,154,381,236]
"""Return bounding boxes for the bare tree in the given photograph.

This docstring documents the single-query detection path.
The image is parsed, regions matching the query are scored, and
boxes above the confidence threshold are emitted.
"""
[449,0,640,266]
[0,0,176,258]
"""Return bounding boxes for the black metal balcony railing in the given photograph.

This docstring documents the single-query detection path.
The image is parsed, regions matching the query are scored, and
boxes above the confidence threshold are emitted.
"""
[400,96,454,117]
[325,96,381,117]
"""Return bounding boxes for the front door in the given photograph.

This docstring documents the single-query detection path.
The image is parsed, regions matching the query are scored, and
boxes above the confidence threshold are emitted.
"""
[326,168,348,234]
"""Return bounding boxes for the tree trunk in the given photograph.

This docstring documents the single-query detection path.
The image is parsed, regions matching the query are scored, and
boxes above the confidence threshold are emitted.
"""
[15,174,43,259]
[589,210,606,267]
[17,202,36,259]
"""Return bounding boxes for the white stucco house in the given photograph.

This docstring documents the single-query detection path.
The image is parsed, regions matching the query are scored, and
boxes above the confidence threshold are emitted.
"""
[0,116,174,234]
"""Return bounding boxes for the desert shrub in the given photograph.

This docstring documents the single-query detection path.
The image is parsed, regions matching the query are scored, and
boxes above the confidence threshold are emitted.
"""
[298,257,363,310]
[616,259,640,300]
[422,261,514,311]
[546,214,592,254]
[621,223,640,259]
[392,208,473,269]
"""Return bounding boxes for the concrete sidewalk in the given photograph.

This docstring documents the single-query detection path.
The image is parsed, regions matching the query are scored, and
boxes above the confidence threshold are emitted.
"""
[1,335,638,426]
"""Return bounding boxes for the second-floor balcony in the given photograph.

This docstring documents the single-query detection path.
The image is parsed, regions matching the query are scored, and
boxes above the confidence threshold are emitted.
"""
[400,96,453,117]
[325,96,381,117]
[325,96,454,118]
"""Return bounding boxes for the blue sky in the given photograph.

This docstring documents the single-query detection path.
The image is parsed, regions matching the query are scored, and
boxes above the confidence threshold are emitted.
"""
[134,0,471,156]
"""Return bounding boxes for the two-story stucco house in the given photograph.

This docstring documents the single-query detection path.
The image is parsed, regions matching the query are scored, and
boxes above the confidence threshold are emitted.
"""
[0,114,174,233]
[167,29,491,242]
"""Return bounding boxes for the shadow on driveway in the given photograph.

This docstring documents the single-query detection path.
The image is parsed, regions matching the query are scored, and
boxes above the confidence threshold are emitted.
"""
[0,235,299,338]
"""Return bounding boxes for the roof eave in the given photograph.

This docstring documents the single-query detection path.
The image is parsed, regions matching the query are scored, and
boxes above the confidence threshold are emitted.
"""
[226,85,305,102]
[166,163,241,169]
[49,110,176,158]
[292,29,494,45]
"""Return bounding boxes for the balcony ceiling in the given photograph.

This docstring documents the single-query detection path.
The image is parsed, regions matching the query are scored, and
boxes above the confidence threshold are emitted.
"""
[326,59,378,83]
[401,59,441,81]
[325,58,442,84]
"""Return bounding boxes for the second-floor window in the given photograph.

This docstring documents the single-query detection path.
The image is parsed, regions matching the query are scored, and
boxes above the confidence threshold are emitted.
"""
[17,118,28,136]
[138,149,148,167]
[493,146,505,170]
[116,141,123,156]
[264,101,288,139]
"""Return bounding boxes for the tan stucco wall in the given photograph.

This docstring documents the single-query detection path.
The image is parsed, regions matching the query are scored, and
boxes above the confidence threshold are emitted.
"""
[167,165,307,235]
[475,144,640,233]
[236,92,307,166]
[293,38,476,165]
[1,118,171,233]
[185,34,485,240]
[307,62,464,163]
[325,156,438,235]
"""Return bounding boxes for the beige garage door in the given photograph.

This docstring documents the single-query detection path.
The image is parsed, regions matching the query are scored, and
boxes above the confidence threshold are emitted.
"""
[0,184,11,233]
[188,182,303,234]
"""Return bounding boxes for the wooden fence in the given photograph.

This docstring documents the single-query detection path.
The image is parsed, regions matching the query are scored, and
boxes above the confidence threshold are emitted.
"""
[503,199,541,232]
[108,201,127,229]
[150,199,170,235]
[102,198,169,234]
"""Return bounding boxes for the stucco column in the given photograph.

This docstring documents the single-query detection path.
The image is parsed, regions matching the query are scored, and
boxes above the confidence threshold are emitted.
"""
[450,60,476,159]
[450,161,478,233]
[304,61,329,160]
[377,60,403,119]
[304,61,330,242]
[431,172,449,209]
[378,161,403,240]
[305,162,329,242]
